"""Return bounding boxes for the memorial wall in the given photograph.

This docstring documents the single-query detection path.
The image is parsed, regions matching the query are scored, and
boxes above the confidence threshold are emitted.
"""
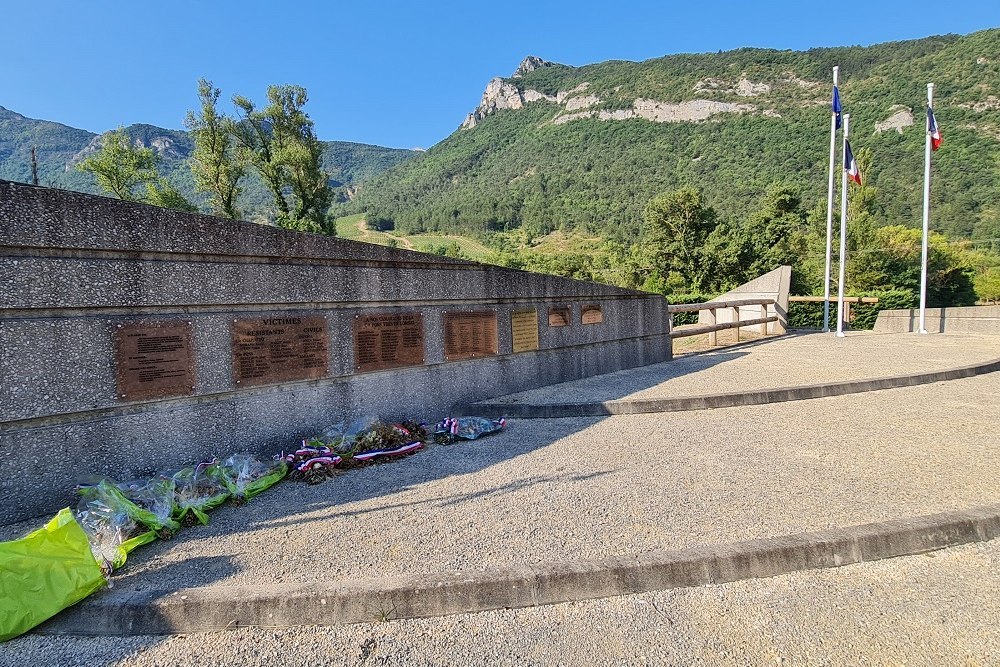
[0,180,671,523]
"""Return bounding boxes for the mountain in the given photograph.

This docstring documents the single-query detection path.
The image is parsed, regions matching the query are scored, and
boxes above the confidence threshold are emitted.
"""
[0,106,418,220]
[349,29,1000,242]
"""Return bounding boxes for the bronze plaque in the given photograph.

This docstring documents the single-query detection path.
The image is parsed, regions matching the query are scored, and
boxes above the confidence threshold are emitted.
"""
[444,311,498,361]
[353,312,425,372]
[581,304,604,325]
[114,321,195,402]
[511,309,539,353]
[548,306,571,327]
[232,316,328,387]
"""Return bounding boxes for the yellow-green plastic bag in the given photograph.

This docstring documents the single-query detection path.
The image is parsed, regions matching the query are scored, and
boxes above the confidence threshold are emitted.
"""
[0,508,107,642]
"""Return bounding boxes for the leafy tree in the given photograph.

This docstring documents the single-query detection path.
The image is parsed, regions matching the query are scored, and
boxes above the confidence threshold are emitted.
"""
[186,79,243,219]
[642,187,718,291]
[77,127,158,201]
[704,182,809,292]
[145,179,198,212]
[233,85,332,233]
[848,226,977,306]
[974,267,1000,303]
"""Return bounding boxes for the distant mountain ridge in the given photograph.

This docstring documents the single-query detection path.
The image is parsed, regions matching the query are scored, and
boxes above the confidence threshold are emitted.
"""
[350,29,1000,242]
[0,105,418,221]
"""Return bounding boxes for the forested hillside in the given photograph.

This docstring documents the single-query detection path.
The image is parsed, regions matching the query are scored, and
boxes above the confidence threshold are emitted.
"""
[0,106,418,219]
[350,30,1000,244]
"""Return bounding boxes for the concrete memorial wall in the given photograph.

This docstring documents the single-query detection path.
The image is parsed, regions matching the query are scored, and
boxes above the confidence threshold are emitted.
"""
[0,180,671,523]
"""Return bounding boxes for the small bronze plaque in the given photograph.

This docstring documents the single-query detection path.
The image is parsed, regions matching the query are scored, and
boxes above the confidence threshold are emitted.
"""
[581,304,604,325]
[444,311,498,361]
[354,312,425,372]
[232,316,328,387]
[114,321,196,402]
[548,306,571,327]
[511,309,539,353]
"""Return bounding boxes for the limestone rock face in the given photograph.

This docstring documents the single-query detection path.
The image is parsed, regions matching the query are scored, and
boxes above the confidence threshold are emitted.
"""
[462,78,525,128]
[874,106,915,134]
[512,56,554,78]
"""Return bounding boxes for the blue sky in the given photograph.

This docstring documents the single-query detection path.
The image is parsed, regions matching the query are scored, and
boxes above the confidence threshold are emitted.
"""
[2,1,997,149]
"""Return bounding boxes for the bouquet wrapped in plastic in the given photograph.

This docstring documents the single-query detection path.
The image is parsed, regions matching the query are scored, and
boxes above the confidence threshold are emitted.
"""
[75,489,156,575]
[77,477,179,539]
[218,454,288,504]
[171,461,230,526]
[0,509,108,642]
[434,416,506,444]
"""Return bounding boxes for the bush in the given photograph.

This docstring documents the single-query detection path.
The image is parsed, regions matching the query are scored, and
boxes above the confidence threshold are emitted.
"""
[788,290,918,330]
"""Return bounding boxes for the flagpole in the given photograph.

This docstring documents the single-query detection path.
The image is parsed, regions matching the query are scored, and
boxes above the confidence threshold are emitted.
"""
[918,83,933,335]
[823,66,840,332]
[836,113,850,338]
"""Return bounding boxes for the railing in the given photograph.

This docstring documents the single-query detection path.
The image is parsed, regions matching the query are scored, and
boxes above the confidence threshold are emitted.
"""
[668,298,778,346]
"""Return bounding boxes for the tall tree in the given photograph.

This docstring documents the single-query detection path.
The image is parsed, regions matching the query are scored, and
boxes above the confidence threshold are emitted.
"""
[186,79,243,219]
[232,85,332,233]
[643,187,718,292]
[77,127,158,201]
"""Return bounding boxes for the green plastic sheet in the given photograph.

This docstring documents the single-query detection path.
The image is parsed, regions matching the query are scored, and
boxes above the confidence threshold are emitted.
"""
[0,508,107,642]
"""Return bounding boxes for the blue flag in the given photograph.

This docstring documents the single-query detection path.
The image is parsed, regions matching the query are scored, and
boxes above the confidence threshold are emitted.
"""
[832,86,842,130]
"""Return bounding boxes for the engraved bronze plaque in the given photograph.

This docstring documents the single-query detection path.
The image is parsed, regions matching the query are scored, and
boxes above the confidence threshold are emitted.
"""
[444,311,498,361]
[232,316,328,387]
[354,312,424,372]
[511,309,539,354]
[581,304,604,325]
[548,306,571,327]
[114,321,196,402]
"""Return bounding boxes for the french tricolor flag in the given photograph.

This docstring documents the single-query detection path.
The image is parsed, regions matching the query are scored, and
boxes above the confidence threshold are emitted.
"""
[928,107,942,151]
[845,140,862,186]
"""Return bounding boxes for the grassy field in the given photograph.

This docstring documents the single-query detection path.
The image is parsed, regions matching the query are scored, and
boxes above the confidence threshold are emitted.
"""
[332,215,491,261]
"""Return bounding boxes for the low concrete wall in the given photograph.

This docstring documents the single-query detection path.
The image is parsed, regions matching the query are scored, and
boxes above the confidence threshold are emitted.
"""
[697,266,791,334]
[874,306,1000,334]
[0,180,671,523]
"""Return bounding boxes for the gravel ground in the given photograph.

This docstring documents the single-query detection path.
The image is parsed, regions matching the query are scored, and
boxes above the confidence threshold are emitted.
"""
[487,331,1000,405]
[5,539,999,666]
[22,369,995,594]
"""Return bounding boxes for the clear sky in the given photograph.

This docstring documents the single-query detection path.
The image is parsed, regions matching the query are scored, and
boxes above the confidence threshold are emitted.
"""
[2,1,997,149]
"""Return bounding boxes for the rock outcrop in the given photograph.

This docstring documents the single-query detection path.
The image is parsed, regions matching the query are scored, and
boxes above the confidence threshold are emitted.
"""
[874,106,914,134]
[512,56,554,78]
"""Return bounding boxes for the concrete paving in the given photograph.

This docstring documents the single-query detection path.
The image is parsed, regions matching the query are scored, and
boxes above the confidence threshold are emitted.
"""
[3,331,1000,661]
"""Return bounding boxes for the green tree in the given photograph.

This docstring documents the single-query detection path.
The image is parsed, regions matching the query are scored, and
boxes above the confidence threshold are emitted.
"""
[642,187,718,292]
[76,127,158,201]
[848,226,977,306]
[233,85,332,233]
[974,266,1000,303]
[705,183,809,292]
[145,179,198,212]
[186,79,243,219]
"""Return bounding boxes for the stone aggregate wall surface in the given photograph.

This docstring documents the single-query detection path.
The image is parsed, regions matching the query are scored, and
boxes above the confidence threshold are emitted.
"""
[0,180,670,523]
[874,306,1000,334]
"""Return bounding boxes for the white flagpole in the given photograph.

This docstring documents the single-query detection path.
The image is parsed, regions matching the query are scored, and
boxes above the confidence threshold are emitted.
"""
[823,66,840,332]
[836,113,850,338]
[918,83,933,335]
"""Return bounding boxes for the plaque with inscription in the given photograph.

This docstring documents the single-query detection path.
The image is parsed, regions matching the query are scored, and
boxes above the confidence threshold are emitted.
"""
[444,311,498,361]
[548,306,571,327]
[354,312,424,372]
[114,321,196,402]
[511,309,539,354]
[581,304,604,325]
[232,316,328,387]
